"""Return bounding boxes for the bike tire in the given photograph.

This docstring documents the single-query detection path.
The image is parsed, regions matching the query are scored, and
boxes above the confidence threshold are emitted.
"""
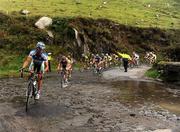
[33,82,38,101]
[98,69,102,77]
[93,68,98,76]
[60,71,65,88]
[26,82,33,112]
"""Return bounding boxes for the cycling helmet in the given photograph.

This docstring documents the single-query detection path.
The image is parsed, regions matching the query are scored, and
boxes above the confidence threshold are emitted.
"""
[62,55,66,59]
[36,42,45,50]
[82,53,85,57]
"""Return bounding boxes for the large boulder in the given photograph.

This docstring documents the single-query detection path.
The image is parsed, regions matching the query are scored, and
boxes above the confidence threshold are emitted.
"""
[35,17,52,29]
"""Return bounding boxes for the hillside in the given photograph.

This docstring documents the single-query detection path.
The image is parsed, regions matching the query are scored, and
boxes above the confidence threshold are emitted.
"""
[0,0,179,29]
[0,12,180,76]
[0,0,180,76]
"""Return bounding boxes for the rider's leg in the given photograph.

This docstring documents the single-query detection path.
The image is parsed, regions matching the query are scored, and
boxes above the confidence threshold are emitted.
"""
[123,58,128,72]
[64,67,69,83]
[38,73,43,92]
[37,62,45,92]
[137,59,139,66]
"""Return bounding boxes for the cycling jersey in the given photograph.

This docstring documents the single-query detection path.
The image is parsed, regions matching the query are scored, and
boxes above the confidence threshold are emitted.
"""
[133,53,139,60]
[28,50,48,73]
[29,50,48,63]
[107,56,112,61]
[60,59,68,69]
[95,56,101,62]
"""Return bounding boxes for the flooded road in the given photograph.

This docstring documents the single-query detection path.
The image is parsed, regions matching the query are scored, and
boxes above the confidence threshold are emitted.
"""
[112,81,180,116]
[0,66,180,132]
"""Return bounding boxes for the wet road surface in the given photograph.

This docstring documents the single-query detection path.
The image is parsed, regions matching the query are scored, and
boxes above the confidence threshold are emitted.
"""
[0,66,180,132]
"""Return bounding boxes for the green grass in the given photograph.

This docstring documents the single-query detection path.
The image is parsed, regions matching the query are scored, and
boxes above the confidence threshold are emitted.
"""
[0,50,25,77]
[145,68,160,79]
[0,0,179,29]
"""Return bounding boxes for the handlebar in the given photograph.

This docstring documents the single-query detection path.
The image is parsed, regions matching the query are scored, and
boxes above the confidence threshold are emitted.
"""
[19,68,30,78]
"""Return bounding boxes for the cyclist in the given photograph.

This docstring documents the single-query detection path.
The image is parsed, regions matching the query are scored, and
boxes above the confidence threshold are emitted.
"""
[132,51,140,66]
[82,53,90,70]
[89,53,95,68]
[144,51,156,64]
[149,52,157,64]
[100,53,106,69]
[144,52,151,64]
[105,53,112,68]
[57,55,70,87]
[92,54,103,72]
[21,42,49,100]
[112,53,119,66]
[67,54,74,79]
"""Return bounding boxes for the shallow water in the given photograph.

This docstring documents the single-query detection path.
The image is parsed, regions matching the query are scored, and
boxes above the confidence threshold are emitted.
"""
[112,81,180,115]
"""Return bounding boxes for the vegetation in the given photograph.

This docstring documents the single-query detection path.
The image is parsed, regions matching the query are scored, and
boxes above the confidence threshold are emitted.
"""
[0,49,24,77]
[145,68,160,79]
[0,0,179,77]
[0,0,179,29]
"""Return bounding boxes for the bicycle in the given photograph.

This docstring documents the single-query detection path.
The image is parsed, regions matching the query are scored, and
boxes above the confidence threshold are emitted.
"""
[20,69,38,112]
[93,64,103,76]
[59,68,68,88]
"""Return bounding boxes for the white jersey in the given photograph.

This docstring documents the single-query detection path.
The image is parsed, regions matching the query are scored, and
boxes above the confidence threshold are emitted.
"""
[29,50,48,62]
[133,53,139,60]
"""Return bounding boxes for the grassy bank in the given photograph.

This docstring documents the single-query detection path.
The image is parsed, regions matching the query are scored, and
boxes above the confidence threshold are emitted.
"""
[0,48,25,77]
[145,68,160,79]
[0,0,179,29]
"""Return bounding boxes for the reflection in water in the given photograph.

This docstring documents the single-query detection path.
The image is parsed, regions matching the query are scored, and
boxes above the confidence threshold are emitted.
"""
[112,81,180,115]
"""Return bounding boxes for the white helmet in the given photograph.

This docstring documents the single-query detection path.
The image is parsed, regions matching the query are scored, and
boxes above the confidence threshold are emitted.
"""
[36,42,45,49]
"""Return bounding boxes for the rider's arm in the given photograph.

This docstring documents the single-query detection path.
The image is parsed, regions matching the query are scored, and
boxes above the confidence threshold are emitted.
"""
[44,61,49,72]
[22,56,32,69]
[57,63,61,71]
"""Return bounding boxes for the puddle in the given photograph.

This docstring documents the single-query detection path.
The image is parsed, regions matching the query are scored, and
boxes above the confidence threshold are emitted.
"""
[112,81,180,115]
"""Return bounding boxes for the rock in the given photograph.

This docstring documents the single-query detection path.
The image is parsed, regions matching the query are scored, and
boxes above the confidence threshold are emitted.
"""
[75,0,81,4]
[130,113,136,117]
[46,30,54,38]
[157,61,180,82]
[35,17,52,29]
[103,1,107,5]
[87,117,94,124]
[20,9,30,15]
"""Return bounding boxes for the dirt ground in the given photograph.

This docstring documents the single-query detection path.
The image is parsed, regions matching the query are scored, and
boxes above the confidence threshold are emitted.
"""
[0,66,179,132]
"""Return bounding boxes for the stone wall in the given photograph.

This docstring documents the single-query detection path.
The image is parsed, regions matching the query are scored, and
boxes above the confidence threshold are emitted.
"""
[157,62,180,83]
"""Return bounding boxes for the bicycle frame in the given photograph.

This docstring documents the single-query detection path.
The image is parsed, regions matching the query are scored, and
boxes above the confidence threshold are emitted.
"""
[60,68,67,88]
[26,72,38,112]
[29,73,38,95]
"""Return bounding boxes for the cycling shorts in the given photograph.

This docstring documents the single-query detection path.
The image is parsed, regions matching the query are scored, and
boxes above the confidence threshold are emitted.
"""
[29,61,45,73]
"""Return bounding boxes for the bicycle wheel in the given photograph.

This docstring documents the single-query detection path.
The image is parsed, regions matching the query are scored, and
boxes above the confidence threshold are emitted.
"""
[26,82,33,112]
[97,68,102,77]
[92,67,97,75]
[60,71,65,88]
[32,80,38,101]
